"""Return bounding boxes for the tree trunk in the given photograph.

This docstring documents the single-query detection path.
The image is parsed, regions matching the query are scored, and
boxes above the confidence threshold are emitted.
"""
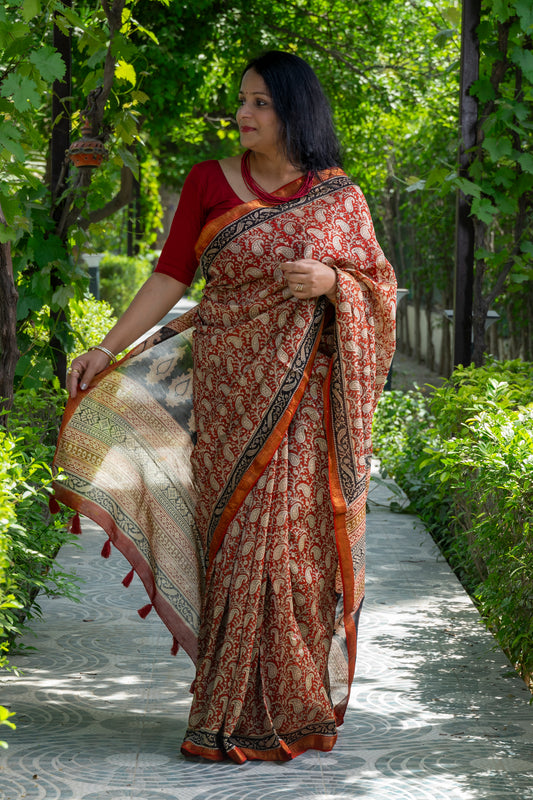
[50,6,72,388]
[0,202,20,420]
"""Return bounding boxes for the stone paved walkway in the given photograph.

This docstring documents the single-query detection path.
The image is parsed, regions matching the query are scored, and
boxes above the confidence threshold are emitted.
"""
[1,469,532,799]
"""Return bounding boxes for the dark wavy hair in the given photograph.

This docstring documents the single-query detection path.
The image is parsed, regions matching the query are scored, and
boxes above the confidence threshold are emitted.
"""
[242,51,342,172]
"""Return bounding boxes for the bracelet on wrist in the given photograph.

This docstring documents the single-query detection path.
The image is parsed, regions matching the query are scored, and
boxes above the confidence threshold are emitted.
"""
[89,345,117,364]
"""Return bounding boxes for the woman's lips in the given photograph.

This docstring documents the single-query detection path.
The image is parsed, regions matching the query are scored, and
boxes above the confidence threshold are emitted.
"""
[240,126,256,133]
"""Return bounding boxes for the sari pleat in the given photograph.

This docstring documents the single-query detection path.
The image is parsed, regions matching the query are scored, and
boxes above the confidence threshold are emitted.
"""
[53,170,396,762]
[182,354,337,760]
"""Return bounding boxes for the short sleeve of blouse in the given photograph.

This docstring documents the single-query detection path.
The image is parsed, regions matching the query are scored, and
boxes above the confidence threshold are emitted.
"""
[154,160,243,286]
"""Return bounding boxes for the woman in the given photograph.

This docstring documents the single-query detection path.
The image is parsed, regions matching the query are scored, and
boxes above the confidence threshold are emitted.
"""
[54,51,396,762]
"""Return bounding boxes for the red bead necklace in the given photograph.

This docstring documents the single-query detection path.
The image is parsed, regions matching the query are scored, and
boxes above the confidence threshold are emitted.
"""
[241,149,314,205]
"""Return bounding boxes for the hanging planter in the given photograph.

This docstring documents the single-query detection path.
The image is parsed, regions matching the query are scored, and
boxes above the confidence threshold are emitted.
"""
[66,118,108,168]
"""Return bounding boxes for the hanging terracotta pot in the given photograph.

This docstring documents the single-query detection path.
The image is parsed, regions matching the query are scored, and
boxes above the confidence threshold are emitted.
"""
[66,119,108,168]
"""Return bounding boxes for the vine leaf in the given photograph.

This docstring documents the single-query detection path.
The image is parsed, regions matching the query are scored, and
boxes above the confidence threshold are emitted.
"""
[28,46,66,83]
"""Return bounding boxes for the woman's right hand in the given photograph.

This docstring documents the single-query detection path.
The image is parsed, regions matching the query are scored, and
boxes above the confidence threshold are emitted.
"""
[67,348,113,399]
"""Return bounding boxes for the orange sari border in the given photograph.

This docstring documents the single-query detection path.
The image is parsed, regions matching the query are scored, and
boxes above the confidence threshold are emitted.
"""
[181,730,337,763]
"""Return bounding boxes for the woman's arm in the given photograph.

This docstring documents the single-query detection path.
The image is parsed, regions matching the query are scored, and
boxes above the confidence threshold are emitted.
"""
[68,272,188,398]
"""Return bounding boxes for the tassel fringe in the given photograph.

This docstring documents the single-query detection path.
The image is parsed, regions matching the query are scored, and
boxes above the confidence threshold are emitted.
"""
[122,568,135,588]
[70,512,82,535]
[49,496,61,514]
[137,603,153,619]
[101,538,112,559]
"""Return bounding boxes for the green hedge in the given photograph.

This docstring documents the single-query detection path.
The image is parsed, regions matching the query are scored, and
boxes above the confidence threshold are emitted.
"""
[0,452,17,747]
[0,292,121,744]
[373,360,533,685]
[99,253,153,316]
[0,390,80,647]
[0,296,119,662]
[68,294,117,359]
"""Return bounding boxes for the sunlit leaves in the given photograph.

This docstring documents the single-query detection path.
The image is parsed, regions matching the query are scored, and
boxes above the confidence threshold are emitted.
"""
[115,59,136,85]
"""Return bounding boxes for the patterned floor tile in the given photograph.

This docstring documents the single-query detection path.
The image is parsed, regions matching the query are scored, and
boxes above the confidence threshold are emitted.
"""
[1,473,532,800]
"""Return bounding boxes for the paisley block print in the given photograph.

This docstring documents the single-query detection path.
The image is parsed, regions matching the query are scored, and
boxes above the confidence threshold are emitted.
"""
[53,169,396,762]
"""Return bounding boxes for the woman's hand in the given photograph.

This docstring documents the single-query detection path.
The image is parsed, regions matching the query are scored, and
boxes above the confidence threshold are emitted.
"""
[66,273,190,399]
[279,259,337,302]
[67,348,112,399]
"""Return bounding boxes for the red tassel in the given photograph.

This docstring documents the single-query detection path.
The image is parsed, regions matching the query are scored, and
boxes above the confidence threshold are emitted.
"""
[122,568,135,588]
[70,512,82,535]
[137,603,153,619]
[171,637,179,656]
[49,496,61,514]
[101,538,112,559]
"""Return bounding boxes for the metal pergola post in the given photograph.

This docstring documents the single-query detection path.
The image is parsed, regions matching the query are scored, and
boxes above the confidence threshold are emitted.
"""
[453,0,481,368]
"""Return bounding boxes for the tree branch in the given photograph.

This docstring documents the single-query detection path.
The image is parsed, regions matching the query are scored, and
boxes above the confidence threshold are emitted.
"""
[80,165,135,228]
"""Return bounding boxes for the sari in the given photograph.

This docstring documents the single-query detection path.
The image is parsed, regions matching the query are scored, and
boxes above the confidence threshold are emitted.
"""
[53,168,396,762]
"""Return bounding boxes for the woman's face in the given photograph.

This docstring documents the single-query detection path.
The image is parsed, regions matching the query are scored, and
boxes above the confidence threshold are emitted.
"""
[236,69,283,157]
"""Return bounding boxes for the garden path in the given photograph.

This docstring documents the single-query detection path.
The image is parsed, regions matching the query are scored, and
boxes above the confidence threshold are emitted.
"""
[1,465,532,800]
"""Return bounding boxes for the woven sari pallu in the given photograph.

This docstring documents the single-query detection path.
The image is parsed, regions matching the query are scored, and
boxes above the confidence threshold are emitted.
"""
[53,170,396,762]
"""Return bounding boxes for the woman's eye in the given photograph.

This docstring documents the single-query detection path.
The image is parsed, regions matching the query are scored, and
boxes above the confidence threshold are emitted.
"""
[237,97,268,107]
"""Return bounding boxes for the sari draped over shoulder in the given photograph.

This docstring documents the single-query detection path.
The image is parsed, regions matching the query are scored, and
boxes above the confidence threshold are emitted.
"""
[53,169,396,762]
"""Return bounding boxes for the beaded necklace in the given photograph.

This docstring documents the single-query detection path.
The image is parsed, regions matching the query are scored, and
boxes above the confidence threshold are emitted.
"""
[240,149,314,205]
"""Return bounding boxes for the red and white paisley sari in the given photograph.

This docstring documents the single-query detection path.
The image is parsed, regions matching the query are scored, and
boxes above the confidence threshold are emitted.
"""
[53,169,396,763]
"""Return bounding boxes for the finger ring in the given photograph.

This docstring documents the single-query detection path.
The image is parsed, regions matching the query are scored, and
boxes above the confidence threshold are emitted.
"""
[295,283,304,292]
[69,367,80,375]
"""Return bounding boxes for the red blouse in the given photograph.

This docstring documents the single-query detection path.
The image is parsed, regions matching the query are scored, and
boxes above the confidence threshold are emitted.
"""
[155,160,244,286]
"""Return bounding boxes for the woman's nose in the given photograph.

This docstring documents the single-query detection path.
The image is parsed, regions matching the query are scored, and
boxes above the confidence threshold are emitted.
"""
[237,102,251,119]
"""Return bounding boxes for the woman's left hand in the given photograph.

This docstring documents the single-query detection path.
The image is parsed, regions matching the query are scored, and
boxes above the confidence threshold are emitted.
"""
[279,259,337,302]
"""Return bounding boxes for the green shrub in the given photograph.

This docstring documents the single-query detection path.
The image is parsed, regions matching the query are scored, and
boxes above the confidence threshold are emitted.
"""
[14,293,118,392]
[373,361,533,684]
[1,298,116,640]
[68,294,117,359]
[1,389,80,650]
[99,253,152,316]
[0,458,18,748]
[426,405,533,675]
[186,276,205,302]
